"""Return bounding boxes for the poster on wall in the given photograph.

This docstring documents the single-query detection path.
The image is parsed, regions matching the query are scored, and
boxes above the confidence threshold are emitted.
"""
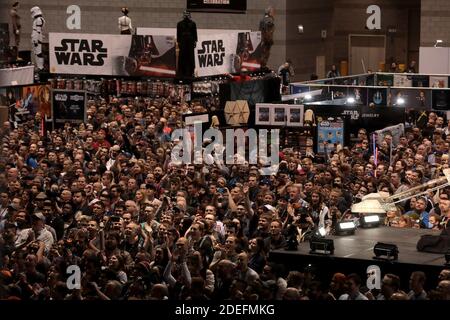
[20,85,52,117]
[49,33,176,77]
[255,104,304,126]
[317,118,344,154]
[0,86,28,124]
[377,74,394,87]
[388,88,432,109]
[286,105,304,127]
[348,86,368,105]
[255,104,270,125]
[432,89,450,110]
[0,87,21,107]
[328,86,347,100]
[430,76,448,88]
[272,106,286,126]
[187,0,247,13]
[393,74,413,87]
[412,75,430,88]
[52,90,86,128]
[368,88,388,106]
[195,31,262,77]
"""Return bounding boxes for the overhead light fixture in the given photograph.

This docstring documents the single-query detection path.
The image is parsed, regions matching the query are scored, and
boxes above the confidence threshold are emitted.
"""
[346,97,356,104]
[310,238,334,255]
[360,214,381,228]
[396,97,405,105]
[435,39,443,48]
[336,220,357,236]
[373,242,399,261]
[298,25,304,34]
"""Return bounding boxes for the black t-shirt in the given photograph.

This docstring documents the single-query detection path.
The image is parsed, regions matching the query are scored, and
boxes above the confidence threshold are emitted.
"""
[280,68,290,86]
[26,270,45,285]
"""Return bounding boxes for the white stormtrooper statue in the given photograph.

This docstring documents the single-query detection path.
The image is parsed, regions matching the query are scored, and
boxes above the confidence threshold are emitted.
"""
[30,6,45,71]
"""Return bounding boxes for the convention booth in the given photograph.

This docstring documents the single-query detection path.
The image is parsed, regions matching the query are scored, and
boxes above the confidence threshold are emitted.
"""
[1,28,282,134]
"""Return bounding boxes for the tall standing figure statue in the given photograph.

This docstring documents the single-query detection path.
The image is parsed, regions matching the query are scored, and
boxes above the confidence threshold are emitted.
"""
[118,7,133,35]
[30,6,45,71]
[259,6,275,69]
[177,11,197,80]
[10,2,21,60]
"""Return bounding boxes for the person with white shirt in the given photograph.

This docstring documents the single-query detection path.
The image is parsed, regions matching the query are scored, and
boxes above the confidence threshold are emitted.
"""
[15,212,54,253]
[339,274,368,300]
[118,7,133,35]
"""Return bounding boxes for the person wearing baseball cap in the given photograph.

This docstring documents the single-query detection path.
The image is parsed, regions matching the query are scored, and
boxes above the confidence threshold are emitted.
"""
[14,211,54,253]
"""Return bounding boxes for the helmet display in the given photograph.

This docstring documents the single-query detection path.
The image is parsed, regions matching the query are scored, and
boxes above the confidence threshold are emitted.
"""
[30,6,42,19]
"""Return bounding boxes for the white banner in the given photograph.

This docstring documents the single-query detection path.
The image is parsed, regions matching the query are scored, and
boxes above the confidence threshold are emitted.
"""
[49,33,176,77]
[195,31,262,77]
[0,66,34,87]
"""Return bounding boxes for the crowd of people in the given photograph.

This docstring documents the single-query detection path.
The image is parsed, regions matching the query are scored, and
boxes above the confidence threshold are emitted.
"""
[0,91,450,300]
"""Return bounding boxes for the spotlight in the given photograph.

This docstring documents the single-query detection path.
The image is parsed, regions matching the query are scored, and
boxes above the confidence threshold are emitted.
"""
[346,97,356,104]
[335,220,357,236]
[435,39,443,48]
[317,226,327,237]
[310,238,334,255]
[360,214,381,228]
[396,97,405,105]
[373,242,399,261]
[304,94,312,101]
[297,25,304,34]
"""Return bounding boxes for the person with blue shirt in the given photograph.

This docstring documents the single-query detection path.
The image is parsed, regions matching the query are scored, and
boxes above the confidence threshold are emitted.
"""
[412,197,433,229]
[25,143,38,169]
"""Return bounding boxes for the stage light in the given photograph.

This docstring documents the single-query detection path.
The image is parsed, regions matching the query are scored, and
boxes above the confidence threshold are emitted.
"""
[373,242,399,261]
[298,25,304,34]
[318,227,326,237]
[310,238,335,255]
[336,220,357,236]
[346,97,356,104]
[396,97,405,105]
[360,214,381,228]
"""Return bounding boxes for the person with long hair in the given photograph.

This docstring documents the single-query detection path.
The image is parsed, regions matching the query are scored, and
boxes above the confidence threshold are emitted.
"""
[308,189,331,233]
[248,237,266,274]
[118,7,133,34]
[107,254,128,284]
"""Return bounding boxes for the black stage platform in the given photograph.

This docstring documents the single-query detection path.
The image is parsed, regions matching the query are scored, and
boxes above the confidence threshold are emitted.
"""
[269,227,447,289]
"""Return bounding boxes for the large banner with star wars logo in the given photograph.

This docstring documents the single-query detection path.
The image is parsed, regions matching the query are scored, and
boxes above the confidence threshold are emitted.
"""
[49,33,177,77]
[194,31,262,77]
